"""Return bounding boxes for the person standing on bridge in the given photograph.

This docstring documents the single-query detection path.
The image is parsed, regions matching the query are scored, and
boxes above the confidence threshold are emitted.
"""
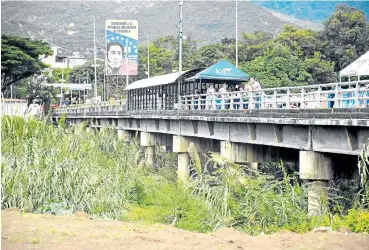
[206,83,216,109]
[250,78,261,109]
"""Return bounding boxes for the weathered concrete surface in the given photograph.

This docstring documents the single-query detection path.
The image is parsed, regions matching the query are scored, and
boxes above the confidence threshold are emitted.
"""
[117,129,132,142]
[177,153,190,183]
[299,151,333,180]
[54,108,369,156]
[307,180,329,217]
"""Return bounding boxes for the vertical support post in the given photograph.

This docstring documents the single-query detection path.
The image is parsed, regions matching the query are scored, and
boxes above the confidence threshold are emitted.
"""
[177,153,190,183]
[286,88,290,109]
[355,81,359,108]
[317,85,321,108]
[117,129,132,142]
[334,83,339,108]
[300,87,305,109]
[299,151,332,216]
[273,89,277,109]
[173,135,190,183]
[140,132,156,167]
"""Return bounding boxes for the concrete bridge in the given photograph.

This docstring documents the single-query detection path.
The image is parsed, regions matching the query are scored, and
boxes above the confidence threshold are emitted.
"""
[52,103,369,216]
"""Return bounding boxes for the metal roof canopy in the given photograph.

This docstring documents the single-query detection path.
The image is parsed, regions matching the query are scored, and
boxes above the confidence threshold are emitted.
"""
[42,83,92,90]
[125,69,203,91]
[340,51,369,78]
[185,60,249,82]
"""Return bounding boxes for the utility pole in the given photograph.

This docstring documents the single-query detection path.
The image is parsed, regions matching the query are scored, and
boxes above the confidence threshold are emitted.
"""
[93,14,98,100]
[126,39,129,87]
[235,0,238,68]
[177,0,184,109]
[147,33,150,78]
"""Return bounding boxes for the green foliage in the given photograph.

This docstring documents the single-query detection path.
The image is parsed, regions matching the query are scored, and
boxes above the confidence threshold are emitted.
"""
[358,139,369,207]
[69,59,104,83]
[1,116,144,220]
[49,68,72,83]
[35,200,73,216]
[2,117,369,235]
[1,35,53,92]
[321,5,369,72]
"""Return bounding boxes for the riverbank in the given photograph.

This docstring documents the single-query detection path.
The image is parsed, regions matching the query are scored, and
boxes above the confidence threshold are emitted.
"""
[2,210,369,250]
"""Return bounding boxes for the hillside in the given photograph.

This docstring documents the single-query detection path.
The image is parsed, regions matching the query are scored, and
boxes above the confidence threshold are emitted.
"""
[1,1,323,58]
[257,1,369,22]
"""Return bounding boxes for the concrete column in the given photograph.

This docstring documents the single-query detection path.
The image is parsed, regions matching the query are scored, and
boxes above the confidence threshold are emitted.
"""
[173,136,190,182]
[307,180,329,217]
[140,132,156,167]
[220,142,262,171]
[299,151,333,216]
[220,141,247,162]
[117,129,132,142]
[145,146,155,168]
[177,153,190,183]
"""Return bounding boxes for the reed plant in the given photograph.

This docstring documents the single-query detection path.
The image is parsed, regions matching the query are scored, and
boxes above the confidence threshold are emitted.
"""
[2,116,369,234]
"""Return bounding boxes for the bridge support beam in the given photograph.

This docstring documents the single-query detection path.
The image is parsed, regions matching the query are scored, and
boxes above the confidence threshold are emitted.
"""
[140,132,156,168]
[220,142,263,170]
[117,129,132,142]
[173,136,216,183]
[173,136,191,183]
[299,151,333,216]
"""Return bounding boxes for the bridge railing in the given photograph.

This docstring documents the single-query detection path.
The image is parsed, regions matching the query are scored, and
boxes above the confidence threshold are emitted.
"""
[181,80,369,110]
[53,99,126,114]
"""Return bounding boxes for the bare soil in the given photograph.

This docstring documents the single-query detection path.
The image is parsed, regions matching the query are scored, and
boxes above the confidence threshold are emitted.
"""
[2,209,369,250]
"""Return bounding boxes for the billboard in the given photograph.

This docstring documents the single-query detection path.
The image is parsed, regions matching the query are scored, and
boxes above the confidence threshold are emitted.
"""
[105,20,138,76]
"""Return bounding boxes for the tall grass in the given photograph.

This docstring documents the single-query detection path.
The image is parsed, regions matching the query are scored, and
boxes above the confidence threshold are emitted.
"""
[2,116,368,234]
[1,116,146,219]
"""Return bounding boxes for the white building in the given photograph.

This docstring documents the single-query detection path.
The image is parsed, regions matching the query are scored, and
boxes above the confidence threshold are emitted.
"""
[41,47,87,69]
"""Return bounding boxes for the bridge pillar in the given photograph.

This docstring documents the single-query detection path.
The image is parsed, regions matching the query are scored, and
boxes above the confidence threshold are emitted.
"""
[173,136,216,183]
[299,151,333,216]
[117,129,132,142]
[173,136,191,183]
[220,142,263,170]
[140,132,156,167]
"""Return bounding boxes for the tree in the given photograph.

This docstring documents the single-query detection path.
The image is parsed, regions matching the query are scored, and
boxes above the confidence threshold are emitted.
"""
[321,5,369,72]
[1,35,53,92]
[69,59,104,83]
[49,68,72,83]
[138,36,197,79]
[192,43,227,68]
[245,42,314,88]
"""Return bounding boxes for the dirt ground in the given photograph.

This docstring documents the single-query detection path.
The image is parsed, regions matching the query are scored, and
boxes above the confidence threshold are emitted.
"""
[1,209,369,250]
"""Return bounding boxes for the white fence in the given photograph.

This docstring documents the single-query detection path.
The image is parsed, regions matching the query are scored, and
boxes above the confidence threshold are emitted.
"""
[53,80,369,112]
[181,80,369,110]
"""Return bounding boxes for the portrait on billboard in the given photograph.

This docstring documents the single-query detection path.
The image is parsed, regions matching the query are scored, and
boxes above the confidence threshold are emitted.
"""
[107,42,124,75]
[105,20,138,76]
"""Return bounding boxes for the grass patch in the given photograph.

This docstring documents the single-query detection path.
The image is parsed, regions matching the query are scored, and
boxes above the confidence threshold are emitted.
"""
[2,116,369,235]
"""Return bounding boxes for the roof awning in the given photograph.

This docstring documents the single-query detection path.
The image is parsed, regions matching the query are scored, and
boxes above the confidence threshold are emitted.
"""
[186,60,249,82]
[340,51,369,77]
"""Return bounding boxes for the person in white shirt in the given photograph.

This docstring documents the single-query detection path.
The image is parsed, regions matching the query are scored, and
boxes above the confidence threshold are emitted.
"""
[206,83,216,109]
[249,78,262,109]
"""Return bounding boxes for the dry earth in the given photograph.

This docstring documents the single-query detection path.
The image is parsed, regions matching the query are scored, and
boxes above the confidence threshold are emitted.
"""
[2,209,369,250]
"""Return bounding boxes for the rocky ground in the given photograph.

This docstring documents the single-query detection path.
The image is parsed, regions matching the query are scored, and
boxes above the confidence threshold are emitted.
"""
[2,209,369,250]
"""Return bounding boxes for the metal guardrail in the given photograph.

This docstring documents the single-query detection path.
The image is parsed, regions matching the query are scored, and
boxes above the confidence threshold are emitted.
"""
[54,80,369,113]
[54,99,126,112]
[181,80,369,110]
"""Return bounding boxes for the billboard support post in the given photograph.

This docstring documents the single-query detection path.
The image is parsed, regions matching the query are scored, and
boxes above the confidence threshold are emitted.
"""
[93,14,98,100]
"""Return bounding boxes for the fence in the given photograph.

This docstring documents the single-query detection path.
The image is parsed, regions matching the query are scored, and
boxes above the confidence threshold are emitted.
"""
[53,80,369,113]
[181,80,369,110]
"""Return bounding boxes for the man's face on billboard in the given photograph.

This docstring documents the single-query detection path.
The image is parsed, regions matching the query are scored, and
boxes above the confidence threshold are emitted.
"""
[108,45,123,67]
